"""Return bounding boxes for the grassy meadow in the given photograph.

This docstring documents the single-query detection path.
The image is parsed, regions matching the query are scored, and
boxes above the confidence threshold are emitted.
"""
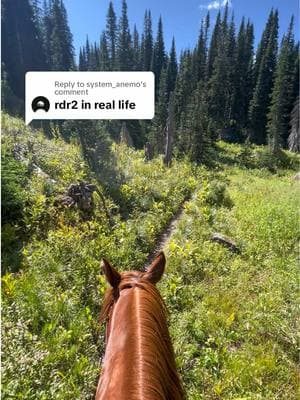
[163,165,299,399]
[2,114,299,399]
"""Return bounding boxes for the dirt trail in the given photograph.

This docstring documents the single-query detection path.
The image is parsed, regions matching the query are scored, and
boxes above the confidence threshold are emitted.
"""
[143,200,188,270]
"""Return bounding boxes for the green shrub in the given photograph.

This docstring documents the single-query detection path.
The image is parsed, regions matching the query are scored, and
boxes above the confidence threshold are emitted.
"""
[256,148,299,171]
[205,180,233,208]
[1,150,28,224]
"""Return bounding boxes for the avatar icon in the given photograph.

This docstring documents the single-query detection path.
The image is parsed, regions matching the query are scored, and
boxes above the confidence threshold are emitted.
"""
[32,96,50,112]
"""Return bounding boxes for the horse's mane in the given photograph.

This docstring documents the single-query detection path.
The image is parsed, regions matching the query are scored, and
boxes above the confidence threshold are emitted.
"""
[99,271,185,400]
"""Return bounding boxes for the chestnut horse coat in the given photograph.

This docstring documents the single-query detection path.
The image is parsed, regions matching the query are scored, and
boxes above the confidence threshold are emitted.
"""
[95,252,185,400]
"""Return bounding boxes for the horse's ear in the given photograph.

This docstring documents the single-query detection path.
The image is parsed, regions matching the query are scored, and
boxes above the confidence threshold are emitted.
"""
[144,252,166,284]
[101,259,121,288]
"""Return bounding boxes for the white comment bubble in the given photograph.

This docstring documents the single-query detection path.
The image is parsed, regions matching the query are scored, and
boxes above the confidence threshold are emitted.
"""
[25,71,155,125]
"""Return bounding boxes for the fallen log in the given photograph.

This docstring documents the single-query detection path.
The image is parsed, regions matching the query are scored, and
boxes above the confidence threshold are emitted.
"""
[211,233,240,253]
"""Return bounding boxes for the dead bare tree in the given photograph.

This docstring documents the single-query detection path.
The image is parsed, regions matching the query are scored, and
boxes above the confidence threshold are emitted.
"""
[120,122,133,147]
[288,97,299,152]
[144,141,154,161]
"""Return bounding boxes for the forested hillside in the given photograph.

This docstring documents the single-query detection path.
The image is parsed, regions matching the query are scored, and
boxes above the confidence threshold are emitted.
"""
[1,0,299,154]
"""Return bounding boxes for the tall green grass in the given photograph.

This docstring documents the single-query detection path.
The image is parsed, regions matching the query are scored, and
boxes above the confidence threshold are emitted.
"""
[2,114,197,399]
[2,114,299,399]
[162,168,299,399]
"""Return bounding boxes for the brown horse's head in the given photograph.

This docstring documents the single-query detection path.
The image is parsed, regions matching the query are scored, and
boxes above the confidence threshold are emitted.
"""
[97,252,185,400]
[99,252,166,336]
[102,251,165,287]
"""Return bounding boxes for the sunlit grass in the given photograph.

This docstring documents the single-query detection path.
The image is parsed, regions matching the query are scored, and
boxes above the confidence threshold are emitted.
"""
[2,114,299,399]
[162,168,299,399]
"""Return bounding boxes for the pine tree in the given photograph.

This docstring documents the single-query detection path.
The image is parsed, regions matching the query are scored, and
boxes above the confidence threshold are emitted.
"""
[166,37,178,96]
[141,10,153,70]
[132,24,140,70]
[232,18,254,133]
[106,1,117,69]
[226,15,237,125]
[207,8,236,139]
[95,43,100,69]
[1,63,24,114]
[207,47,229,138]
[248,9,279,144]
[151,16,166,94]
[163,92,175,167]
[30,0,48,67]
[85,36,91,67]
[193,13,209,82]
[252,9,275,88]
[88,43,100,71]
[189,83,210,162]
[88,43,94,71]
[291,44,299,105]
[207,11,222,78]
[79,47,86,70]
[222,1,229,35]
[48,0,74,70]
[174,50,194,147]
[117,0,132,70]
[267,16,297,152]
[99,32,110,71]
[30,0,42,23]
[42,0,53,67]
[2,0,47,103]
[152,67,168,152]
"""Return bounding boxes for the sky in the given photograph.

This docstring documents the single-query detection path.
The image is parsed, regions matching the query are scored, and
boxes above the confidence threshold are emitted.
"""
[64,0,299,59]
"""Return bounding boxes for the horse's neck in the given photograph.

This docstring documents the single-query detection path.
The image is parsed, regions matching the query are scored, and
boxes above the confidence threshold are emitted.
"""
[96,289,137,400]
[96,286,183,400]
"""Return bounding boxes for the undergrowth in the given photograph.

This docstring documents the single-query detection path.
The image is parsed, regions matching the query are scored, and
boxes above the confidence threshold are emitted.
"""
[2,113,299,399]
[2,114,197,399]
[161,167,299,400]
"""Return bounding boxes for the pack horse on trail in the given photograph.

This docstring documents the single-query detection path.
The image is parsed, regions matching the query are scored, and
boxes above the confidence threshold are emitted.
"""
[96,252,185,400]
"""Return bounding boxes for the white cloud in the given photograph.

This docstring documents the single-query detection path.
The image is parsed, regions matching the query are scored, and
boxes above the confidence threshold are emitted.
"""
[199,0,232,11]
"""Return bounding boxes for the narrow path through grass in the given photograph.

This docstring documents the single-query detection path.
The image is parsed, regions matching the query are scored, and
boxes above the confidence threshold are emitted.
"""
[143,192,196,270]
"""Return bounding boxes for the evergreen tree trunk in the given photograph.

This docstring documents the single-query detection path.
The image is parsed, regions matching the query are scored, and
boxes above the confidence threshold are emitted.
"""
[163,92,175,167]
